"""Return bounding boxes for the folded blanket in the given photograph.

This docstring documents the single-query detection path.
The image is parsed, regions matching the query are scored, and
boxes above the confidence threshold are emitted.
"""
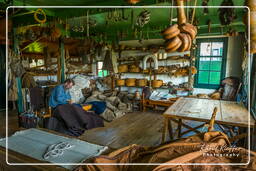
[46,104,104,136]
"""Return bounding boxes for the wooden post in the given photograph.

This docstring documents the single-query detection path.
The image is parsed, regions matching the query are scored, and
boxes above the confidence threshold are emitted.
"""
[58,38,65,83]
[168,118,173,140]
[178,119,182,138]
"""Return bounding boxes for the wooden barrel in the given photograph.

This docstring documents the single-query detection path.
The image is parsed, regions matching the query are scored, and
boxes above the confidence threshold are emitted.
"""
[118,64,128,73]
[136,79,148,87]
[116,79,125,86]
[129,64,140,73]
[151,80,163,88]
[125,78,136,86]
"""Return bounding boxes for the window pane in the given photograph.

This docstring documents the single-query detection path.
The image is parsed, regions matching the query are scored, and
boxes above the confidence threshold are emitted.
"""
[98,62,103,69]
[198,71,209,84]
[209,72,221,84]
[200,42,211,56]
[199,57,211,70]
[103,70,108,76]
[98,70,103,77]
[211,42,223,56]
[210,57,222,71]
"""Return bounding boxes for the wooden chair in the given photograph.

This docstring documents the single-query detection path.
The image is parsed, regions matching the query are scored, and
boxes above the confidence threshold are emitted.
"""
[204,107,218,132]
[40,107,52,119]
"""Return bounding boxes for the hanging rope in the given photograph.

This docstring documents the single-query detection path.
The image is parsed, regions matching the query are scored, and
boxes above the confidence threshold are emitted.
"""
[191,0,197,24]
[34,8,46,24]
[43,142,74,159]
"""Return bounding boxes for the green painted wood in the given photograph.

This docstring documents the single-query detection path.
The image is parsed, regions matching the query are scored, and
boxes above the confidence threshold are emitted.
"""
[11,0,247,42]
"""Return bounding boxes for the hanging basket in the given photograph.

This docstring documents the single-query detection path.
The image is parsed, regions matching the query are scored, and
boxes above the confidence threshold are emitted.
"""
[116,79,125,86]
[151,80,163,88]
[126,78,136,87]
[118,64,129,73]
[136,79,148,87]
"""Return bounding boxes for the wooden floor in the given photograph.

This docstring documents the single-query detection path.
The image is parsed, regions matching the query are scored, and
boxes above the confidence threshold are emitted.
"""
[0,110,19,138]
[80,111,164,149]
[80,111,204,149]
[0,110,204,149]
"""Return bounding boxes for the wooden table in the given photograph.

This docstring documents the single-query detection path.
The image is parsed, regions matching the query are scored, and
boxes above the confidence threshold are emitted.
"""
[162,97,256,144]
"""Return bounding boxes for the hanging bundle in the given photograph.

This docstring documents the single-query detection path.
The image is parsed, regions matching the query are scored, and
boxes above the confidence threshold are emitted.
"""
[136,10,151,27]
[161,0,197,53]
[202,0,210,15]
[218,0,237,25]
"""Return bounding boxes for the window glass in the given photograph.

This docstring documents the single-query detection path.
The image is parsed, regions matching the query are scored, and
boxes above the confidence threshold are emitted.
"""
[211,42,223,56]
[195,38,227,88]
[200,42,211,56]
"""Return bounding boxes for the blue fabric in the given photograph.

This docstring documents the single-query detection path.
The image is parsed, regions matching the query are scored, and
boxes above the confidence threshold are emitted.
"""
[49,85,71,108]
[87,101,106,115]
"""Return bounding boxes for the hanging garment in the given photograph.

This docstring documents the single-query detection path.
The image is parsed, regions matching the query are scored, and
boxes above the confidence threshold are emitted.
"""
[29,87,44,111]
[8,75,18,101]
[102,50,118,73]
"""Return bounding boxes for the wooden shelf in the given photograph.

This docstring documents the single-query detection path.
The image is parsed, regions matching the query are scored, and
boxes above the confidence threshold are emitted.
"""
[118,85,192,91]
[32,73,57,76]
[66,71,92,74]
[120,72,170,75]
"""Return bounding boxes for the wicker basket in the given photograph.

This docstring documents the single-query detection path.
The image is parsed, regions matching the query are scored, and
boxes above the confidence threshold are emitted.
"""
[118,64,128,73]
[151,80,163,88]
[125,78,136,87]
[116,79,125,86]
[129,64,140,73]
[136,79,148,87]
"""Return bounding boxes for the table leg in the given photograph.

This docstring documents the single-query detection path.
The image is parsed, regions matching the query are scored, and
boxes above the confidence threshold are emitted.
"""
[162,117,169,143]
[168,118,173,140]
[178,119,182,138]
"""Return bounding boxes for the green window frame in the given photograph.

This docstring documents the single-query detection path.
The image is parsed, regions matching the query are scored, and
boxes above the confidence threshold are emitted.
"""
[97,61,109,77]
[194,38,228,89]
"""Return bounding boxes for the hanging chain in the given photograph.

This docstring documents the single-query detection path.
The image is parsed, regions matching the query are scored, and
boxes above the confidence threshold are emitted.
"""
[170,0,174,25]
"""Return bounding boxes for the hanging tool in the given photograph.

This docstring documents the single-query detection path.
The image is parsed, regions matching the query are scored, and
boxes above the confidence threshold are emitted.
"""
[131,9,134,29]
[122,8,128,21]
[207,19,211,33]
[136,9,151,27]
[86,10,89,37]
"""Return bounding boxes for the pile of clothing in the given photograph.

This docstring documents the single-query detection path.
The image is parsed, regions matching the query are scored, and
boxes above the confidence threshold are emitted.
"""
[84,90,133,122]
[69,75,91,103]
